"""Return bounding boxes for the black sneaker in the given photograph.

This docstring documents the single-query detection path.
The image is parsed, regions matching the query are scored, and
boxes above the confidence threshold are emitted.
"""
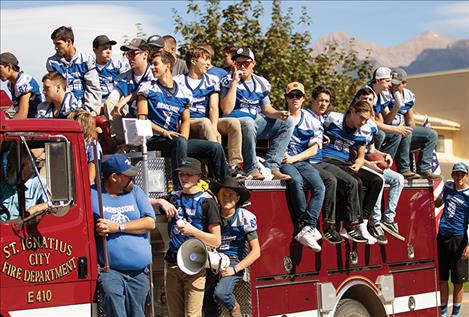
[381,221,405,241]
[323,226,343,244]
[340,226,368,243]
[368,223,388,245]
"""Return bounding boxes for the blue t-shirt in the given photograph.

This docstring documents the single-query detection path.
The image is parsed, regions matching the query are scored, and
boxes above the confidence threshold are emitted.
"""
[219,208,257,259]
[138,80,192,134]
[173,73,219,118]
[35,92,81,118]
[379,88,415,126]
[439,181,469,237]
[96,58,129,100]
[91,184,156,270]
[323,112,367,162]
[207,66,228,81]
[220,73,271,119]
[8,71,42,118]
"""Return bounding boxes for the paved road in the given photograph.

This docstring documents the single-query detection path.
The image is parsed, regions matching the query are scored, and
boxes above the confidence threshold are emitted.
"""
[447,293,469,316]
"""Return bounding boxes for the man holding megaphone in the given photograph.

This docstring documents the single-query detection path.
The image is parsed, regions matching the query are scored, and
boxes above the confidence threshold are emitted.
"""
[161,157,222,317]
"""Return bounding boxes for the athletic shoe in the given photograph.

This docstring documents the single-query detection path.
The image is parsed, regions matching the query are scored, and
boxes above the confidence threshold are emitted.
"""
[381,221,406,241]
[312,227,322,241]
[368,223,388,245]
[358,221,377,245]
[323,226,343,244]
[295,226,321,252]
[340,226,368,243]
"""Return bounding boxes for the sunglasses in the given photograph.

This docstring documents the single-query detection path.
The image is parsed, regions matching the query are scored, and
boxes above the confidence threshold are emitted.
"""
[235,61,252,69]
[125,50,143,58]
[286,92,304,99]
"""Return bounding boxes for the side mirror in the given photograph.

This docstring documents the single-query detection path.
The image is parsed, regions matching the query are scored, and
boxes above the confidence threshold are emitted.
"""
[45,142,73,216]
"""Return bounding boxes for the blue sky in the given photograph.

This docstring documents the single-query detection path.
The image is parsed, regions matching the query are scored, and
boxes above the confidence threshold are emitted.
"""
[1,0,468,85]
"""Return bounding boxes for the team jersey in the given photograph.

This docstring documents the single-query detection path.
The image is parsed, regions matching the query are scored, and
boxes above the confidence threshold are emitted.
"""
[46,51,97,105]
[173,73,219,118]
[363,84,387,115]
[363,119,378,152]
[207,66,228,81]
[379,88,415,126]
[91,184,156,270]
[95,58,129,99]
[85,140,103,163]
[114,65,153,116]
[35,92,80,119]
[167,191,221,254]
[219,208,258,259]
[286,109,324,164]
[138,80,192,134]
[7,71,42,118]
[439,181,469,237]
[220,73,271,119]
[323,112,368,162]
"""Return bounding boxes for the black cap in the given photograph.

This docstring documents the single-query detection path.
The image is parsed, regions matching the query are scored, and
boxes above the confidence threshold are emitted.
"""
[0,52,19,66]
[93,35,117,48]
[175,157,203,175]
[120,38,149,52]
[147,35,165,49]
[232,47,255,61]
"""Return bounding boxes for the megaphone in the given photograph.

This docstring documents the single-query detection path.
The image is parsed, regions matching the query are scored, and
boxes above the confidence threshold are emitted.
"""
[177,238,231,275]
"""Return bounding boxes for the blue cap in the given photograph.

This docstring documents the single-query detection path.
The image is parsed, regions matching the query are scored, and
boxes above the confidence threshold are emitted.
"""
[452,162,468,174]
[102,154,138,177]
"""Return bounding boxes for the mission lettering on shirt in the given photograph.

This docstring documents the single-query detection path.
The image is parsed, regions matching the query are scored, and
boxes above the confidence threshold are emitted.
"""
[219,208,257,258]
[114,65,153,116]
[379,88,415,126]
[9,71,42,117]
[439,181,469,237]
[220,73,271,119]
[173,73,220,118]
[138,80,192,134]
[323,112,367,162]
[35,92,80,118]
[46,51,95,104]
[96,58,129,99]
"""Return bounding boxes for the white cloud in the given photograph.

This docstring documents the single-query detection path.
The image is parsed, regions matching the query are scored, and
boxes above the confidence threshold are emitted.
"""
[0,4,161,87]
[430,2,469,32]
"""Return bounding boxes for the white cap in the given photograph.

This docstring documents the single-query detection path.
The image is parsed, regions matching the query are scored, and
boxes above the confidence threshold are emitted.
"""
[373,67,392,80]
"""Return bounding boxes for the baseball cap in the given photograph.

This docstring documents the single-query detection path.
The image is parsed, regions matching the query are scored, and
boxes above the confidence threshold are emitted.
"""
[391,68,408,85]
[232,47,255,61]
[285,82,305,95]
[120,38,149,52]
[0,52,19,66]
[102,154,139,177]
[93,35,117,48]
[147,35,165,49]
[452,162,468,174]
[175,157,203,175]
[373,66,392,80]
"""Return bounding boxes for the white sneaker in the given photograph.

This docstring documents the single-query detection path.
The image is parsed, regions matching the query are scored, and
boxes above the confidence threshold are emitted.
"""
[358,221,377,245]
[312,227,322,241]
[295,226,321,252]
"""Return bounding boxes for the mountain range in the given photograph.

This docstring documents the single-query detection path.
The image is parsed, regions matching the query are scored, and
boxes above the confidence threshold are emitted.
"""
[312,31,469,75]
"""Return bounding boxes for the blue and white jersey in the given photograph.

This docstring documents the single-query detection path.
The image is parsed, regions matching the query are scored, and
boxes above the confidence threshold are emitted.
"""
[207,66,228,81]
[439,181,469,237]
[174,73,219,118]
[35,92,80,119]
[85,140,103,163]
[219,208,257,259]
[46,51,95,104]
[7,71,42,118]
[95,58,129,100]
[363,119,378,152]
[286,109,324,164]
[114,65,153,116]
[220,73,271,119]
[138,80,192,134]
[91,184,155,270]
[323,112,368,162]
[379,88,415,126]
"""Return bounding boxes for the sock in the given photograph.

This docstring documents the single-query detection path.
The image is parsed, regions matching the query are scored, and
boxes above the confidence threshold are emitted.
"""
[441,303,448,317]
[451,304,461,317]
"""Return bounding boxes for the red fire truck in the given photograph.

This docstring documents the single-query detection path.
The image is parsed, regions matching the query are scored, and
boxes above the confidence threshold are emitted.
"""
[0,109,441,316]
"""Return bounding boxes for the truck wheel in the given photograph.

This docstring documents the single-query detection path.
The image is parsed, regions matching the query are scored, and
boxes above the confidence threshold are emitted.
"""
[334,299,371,317]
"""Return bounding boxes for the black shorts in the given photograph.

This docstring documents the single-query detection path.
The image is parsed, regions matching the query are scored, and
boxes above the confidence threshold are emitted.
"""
[437,234,468,284]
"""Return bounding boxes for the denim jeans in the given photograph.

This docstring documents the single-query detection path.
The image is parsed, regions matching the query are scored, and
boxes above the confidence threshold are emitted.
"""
[187,139,229,182]
[311,162,338,224]
[380,132,403,159]
[238,116,294,174]
[203,258,243,316]
[98,267,149,317]
[395,126,437,173]
[371,168,404,225]
[280,162,324,227]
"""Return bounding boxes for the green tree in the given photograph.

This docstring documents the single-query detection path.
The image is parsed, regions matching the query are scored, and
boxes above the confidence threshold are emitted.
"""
[173,0,372,111]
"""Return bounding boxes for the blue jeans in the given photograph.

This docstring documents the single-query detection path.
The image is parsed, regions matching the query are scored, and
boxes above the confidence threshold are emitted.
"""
[280,162,325,227]
[379,131,403,159]
[395,126,437,173]
[371,168,404,225]
[98,267,150,317]
[203,259,243,316]
[187,139,229,182]
[238,116,294,174]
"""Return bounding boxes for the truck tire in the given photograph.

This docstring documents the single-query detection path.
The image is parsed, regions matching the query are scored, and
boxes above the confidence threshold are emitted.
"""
[334,299,371,317]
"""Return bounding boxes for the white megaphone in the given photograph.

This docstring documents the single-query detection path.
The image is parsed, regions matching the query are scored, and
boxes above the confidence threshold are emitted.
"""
[177,238,231,275]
